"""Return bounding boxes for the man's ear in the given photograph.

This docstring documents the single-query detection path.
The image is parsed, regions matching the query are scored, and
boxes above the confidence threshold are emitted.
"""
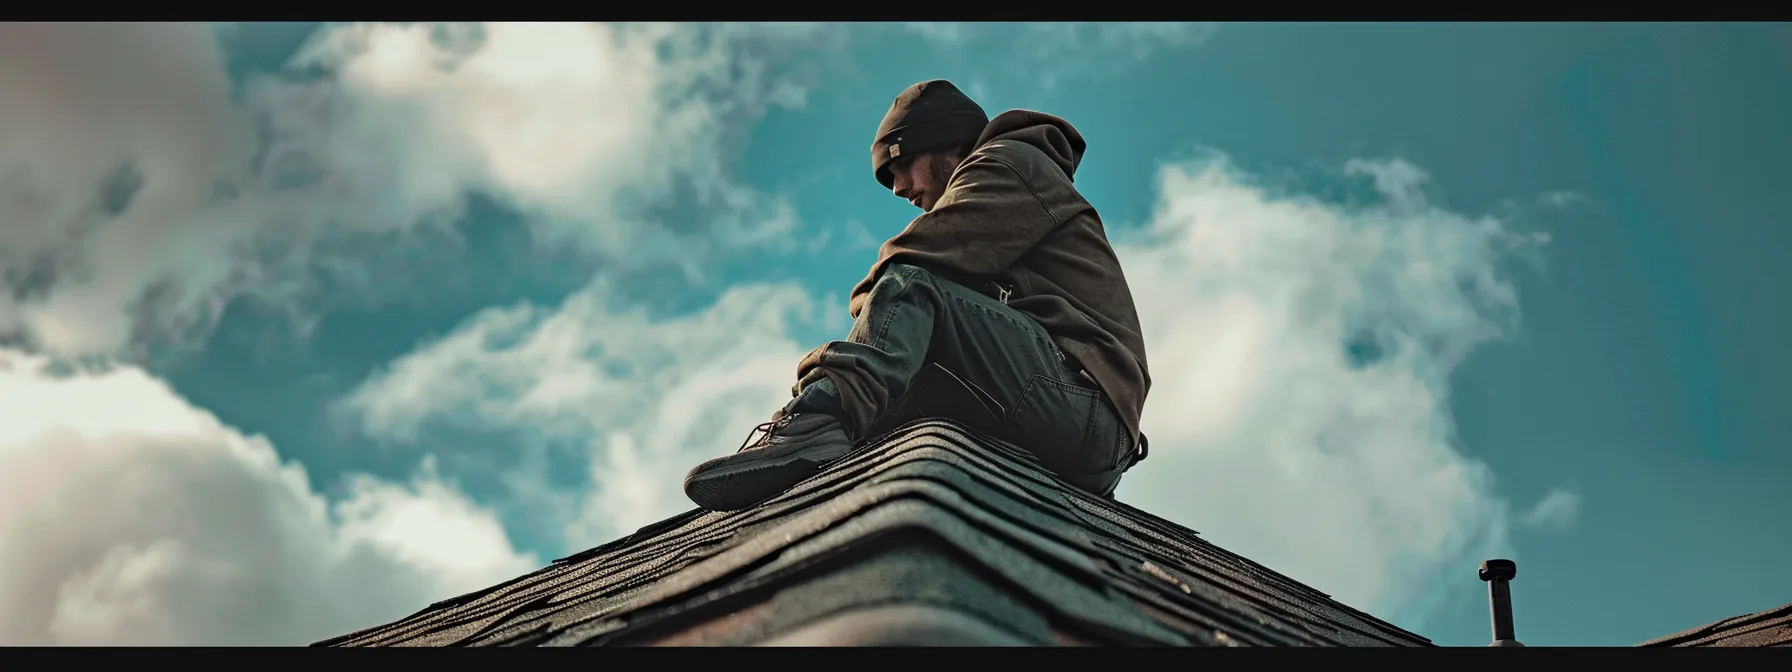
[951,142,977,165]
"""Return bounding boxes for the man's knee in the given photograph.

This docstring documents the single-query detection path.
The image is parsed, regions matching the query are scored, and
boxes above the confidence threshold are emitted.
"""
[866,263,945,303]
[877,263,938,286]
[875,263,996,305]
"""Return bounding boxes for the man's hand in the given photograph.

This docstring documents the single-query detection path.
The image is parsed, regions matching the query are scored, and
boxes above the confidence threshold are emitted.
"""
[793,343,831,397]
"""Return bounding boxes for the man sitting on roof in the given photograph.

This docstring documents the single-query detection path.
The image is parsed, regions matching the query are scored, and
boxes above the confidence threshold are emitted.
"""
[683,80,1152,512]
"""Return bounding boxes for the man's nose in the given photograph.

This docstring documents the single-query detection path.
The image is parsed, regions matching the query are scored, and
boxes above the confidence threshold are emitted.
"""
[891,173,912,199]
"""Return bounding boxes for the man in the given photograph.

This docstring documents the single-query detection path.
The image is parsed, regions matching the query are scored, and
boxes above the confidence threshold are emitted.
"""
[683,80,1151,512]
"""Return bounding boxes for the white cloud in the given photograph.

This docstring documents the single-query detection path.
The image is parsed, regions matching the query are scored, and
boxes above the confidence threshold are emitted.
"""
[1111,153,1550,624]
[0,22,827,360]
[0,349,538,645]
[1519,487,1581,529]
[337,150,1552,630]
[266,22,815,249]
[0,22,256,357]
[899,22,1218,85]
[339,282,822,548]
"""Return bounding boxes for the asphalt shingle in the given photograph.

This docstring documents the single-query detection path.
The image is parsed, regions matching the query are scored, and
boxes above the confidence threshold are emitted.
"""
[316,409,1433,647]
[1640,602,1792,647]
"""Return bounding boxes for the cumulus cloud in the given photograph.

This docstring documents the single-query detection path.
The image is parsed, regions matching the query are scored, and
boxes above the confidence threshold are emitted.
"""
[339,282,823,548]
[0,349,539,645]
[0,22,828,360]
[0,23,255,357]
[1111,153,1550,623]
[337,150,1555,628]
[1,19,1561,644]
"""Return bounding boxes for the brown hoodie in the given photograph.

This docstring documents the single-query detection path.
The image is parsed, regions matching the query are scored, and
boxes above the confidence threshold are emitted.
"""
[845,109,1151,444]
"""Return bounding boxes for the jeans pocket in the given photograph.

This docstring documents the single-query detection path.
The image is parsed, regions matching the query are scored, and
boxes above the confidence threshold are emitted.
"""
[1011,373,1126,477]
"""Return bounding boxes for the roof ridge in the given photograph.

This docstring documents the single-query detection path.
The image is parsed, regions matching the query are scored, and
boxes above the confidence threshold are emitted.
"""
[319,418,1433,647]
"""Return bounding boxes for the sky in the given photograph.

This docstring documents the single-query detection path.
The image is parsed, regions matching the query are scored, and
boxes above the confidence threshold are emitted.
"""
[1,21,1787,647]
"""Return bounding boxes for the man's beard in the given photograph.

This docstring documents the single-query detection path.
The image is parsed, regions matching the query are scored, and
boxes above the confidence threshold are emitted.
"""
[929,158,957,186]
[927,154,963,201]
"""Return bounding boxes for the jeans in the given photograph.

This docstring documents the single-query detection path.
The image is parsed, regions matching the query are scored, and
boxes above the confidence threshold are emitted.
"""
[792,263,1135,497]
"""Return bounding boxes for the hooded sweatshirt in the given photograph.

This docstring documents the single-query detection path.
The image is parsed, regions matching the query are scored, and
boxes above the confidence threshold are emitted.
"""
[843,109,1151,444]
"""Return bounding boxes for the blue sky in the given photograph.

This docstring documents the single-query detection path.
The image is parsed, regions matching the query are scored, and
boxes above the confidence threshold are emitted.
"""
[0,22,1786,646]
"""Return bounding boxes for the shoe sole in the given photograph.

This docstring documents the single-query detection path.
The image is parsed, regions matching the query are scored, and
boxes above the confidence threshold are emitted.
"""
[684,443,852,512]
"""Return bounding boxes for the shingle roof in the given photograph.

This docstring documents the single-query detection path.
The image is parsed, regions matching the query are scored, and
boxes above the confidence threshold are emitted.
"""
[1639,602,1792,647]
[315,414,1432,647]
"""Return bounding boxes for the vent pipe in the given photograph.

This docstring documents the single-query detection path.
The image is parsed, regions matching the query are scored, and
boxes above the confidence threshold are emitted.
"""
[1478,559,1524,647]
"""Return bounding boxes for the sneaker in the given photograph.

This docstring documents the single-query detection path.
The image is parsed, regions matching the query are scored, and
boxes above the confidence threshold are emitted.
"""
[682,411,853,511]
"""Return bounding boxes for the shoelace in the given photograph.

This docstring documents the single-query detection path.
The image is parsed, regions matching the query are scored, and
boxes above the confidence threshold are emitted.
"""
[735,414,793,453]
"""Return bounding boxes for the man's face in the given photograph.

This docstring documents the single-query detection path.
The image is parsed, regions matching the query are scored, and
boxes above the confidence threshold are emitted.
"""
[889,150,960,212]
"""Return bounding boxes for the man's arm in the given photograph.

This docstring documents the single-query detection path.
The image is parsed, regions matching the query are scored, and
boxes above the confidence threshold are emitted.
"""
[849,143,1072,318]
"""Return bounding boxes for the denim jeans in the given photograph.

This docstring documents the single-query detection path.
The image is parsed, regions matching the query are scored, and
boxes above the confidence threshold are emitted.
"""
[792,263,1135,497]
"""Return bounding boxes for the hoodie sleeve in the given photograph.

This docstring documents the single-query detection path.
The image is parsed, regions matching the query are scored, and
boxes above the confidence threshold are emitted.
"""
[848,143,1070,318]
